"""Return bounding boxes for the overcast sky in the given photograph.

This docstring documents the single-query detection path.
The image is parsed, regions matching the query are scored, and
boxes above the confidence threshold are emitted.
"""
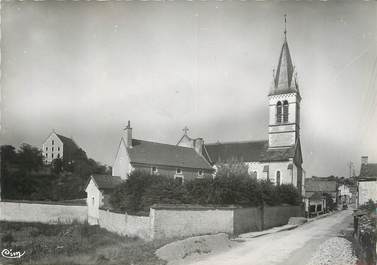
[1,0,377,178]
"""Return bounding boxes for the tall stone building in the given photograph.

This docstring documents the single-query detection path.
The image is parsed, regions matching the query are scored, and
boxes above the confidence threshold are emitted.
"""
[42,131,83,164]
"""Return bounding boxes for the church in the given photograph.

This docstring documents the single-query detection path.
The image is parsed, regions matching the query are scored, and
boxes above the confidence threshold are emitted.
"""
[112,23,305,195]
[178,26,305,195]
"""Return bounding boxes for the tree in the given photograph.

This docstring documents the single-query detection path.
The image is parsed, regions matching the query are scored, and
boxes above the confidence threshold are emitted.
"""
[16,144,43,172]
[277,184,300,205]
[324,193,336,211]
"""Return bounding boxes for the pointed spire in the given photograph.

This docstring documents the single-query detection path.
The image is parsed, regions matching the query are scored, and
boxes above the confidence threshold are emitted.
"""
[269,15,299,96]
[284,14,287,41]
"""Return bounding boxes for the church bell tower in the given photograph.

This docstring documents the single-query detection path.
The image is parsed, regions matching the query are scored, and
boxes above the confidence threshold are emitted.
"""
[268,16,301,149]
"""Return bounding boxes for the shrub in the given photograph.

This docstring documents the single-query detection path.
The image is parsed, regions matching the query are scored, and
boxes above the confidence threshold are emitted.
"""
[277,184,300,205]
[323,193,336,211]
[359,199,377,214]
[110,170,301,213]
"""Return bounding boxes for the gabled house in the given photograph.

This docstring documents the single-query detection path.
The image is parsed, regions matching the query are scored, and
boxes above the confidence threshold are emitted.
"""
[112,121,215,181]
[304,178,337,215]
[304,178,338,203]
[42,131,84,164]
[358,156,377,206]
[85,174,122,224]
[304,191,326,217]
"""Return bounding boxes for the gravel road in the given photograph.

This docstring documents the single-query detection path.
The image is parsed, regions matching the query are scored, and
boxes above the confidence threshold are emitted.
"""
[188,210,355,265]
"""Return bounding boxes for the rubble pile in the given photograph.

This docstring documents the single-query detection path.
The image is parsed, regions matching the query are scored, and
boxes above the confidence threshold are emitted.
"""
[307,237,357,265]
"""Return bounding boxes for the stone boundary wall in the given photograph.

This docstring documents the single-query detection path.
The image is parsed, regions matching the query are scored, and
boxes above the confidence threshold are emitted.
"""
[0,201,87,224]
[98,209,150,240]
[0,201,303,241]
[233,207,262,234]
[263,205,303,229]
[150,205,235,240]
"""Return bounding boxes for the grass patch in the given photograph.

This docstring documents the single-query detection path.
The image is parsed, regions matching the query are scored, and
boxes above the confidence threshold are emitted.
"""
[0,221,167,265]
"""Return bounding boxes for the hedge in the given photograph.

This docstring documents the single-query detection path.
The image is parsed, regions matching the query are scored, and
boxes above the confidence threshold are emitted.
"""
[110,170,301,214]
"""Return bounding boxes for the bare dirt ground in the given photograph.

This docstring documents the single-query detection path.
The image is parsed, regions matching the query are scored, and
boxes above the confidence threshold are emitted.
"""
[188,210,354,265]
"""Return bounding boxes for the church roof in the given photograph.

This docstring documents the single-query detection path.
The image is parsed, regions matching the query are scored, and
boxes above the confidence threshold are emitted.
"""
[269,39,299,97]
[128,139,214,170]
[204,140,296,163]
[359,163,377,178]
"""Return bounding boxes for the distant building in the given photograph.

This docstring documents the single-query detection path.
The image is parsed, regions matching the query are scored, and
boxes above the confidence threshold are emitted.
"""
[304,192,326,217]
[112,121,215,181]
[304,178,338,203]
[85,174,122,224]
[338,184,353,204]
[358,156,377,206]
[304,178,337,215]
[42,131,83,164]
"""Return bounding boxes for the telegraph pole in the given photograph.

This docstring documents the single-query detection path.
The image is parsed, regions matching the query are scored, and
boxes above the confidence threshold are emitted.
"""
[348,161,354,178]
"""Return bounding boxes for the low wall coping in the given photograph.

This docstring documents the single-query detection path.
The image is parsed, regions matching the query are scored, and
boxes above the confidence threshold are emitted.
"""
[151,204,240,210]
[1,199,87,206]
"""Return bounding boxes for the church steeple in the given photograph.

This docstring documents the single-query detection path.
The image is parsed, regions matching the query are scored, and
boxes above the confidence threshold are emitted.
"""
[269,15,299,96]
[268,16,301,149]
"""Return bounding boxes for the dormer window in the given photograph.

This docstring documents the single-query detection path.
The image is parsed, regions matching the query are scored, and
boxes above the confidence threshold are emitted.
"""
[198,170,203,177]
[176,168,182,174]
[151,166,158,174]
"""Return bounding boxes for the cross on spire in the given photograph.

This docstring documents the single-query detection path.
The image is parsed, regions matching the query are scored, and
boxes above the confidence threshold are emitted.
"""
[182,126,189,135]
[284,14,287,40]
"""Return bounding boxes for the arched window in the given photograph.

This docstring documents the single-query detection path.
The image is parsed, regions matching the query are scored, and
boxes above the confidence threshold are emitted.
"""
[276,171,281,185]
[276,101,282,123]
[283,100,289,123]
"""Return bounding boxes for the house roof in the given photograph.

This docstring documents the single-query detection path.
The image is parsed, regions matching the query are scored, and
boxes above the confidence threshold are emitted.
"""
[310,191,325,200]
[128,139,214,170]
[56,134,79,150]
[359,163,377,178]
[91,174,122,190]
[204,140,296,164]
[305,178,337,193]
[56,134,81,159]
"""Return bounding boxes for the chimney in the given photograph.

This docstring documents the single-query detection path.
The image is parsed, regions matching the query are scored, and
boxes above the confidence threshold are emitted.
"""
[193,138,204,155]
[361,156,368,165]
[123,120,132,148]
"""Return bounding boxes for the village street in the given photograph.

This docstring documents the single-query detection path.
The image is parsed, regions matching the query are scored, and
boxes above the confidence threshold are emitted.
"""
[189,210,355,265]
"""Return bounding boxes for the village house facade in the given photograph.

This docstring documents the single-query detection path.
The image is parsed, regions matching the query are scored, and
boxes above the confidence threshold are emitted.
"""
[304,178,337,216]
[358,156,377,206]
[112,121,214,181]
[41,131,83,164]
[200,31,304,195]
